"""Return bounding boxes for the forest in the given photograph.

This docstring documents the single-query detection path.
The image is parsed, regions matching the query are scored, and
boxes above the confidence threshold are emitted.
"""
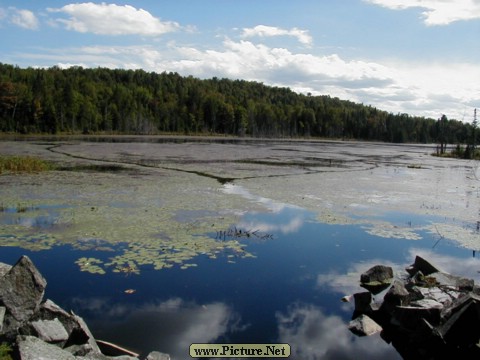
[0,62,474,145]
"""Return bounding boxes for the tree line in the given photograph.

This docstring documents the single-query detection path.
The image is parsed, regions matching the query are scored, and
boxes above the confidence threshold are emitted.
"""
[0,62,473,144]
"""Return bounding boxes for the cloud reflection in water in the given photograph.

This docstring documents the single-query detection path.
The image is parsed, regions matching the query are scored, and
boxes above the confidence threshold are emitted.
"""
[73,297,242,360]
[276,303,401,360]
[222,183,308,235]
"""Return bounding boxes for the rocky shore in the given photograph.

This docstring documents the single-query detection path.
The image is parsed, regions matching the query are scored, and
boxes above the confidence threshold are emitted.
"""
[347,256,480,359]
[0,255,170,360]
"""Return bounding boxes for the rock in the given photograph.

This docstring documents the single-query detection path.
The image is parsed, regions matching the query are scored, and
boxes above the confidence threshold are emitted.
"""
[0,306,5,333]
[430,271,474,291]
[350,256,480,358]
[145,351,171,360]
[66,314,101,354]
[348,314,382,336]
[0,262,12,277]
[30,318,69,343]
[17,335,76,360]
[64,343,96,357]
[438,298,480,347]
[360,265,393,285]
[406,256,439,276]
[353,292,373,313]
[392,305,441,329]
[381,279,410,315]
[0,255,46,322]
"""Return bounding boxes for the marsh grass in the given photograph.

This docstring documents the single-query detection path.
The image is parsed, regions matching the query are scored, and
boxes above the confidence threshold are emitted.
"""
[0,155,53,174]
[0,342,12,360]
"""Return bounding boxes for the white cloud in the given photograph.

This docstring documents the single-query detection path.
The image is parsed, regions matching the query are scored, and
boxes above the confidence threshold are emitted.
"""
[241,25,313,46]
[47,2,180,35]
[365,0,480,25]
[9,8,39,29]
[17,36,480,121]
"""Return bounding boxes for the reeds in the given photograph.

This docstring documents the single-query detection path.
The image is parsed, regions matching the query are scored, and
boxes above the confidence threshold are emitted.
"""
[0,155,53,174]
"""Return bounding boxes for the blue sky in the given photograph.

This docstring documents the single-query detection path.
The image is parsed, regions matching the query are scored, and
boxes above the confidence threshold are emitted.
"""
[1,0,479,122]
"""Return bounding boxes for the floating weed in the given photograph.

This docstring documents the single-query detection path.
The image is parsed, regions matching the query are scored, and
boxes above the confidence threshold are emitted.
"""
[0,170,259,274]
[363,222,422,240]
[180,263,198,270]
[75,257,106,275]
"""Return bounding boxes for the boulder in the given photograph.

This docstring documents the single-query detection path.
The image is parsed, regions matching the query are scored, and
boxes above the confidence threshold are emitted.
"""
[353,292,373,313]
[381,279,410,315]
[0,262,12,277]
[17,335,76,360]
[39,300,76,328]
[30,318,69,343]
[66,314,101,354]
[145,351,171,360]
[360,265,393,285]
[348,314,382,336]
[406,256,439,276]
[429,272,474,291]
[392,305,441,329]
[0,306,5,333]
[349,256,480,358]
[0,256,46,322]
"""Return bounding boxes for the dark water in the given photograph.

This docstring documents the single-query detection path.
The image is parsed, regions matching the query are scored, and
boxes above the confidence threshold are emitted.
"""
[1,202,478,360]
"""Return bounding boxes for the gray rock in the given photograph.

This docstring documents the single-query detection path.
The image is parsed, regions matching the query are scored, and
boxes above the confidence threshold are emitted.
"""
[360,265,393,285]
[410,298,444,310]
[76,353,111,360]
[393,305,442,329]
[0,255,46,322]
[0,262,12,277]
[0,306,5,333]
[348,314,382,336]
[382,279,410,314]
[438,298,480,347]
[31,318,69,343]
[144,351,171,360]
[77,354,138,360]
[353,292,373,313]
[17,335,76,360]
[71,314,101,354]
[37,299,79,336]
[406,256,439,276]
[430,271,474,291]
[64,343,96,357]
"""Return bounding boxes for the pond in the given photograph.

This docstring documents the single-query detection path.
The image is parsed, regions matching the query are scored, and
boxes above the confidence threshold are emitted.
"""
[1,137,480,359]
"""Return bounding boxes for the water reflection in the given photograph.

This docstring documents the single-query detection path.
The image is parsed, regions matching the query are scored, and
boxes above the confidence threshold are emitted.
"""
[73,297,241,360]
[276,303,401,360]
[222,184,310,235]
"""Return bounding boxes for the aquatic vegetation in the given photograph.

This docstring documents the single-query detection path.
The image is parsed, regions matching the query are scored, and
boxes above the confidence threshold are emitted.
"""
[363,223,422,240]
[215,226,273,241]
[2,139,479,277]
[0,155,53,174]
[0,170,258,274]
[75,257,106,275]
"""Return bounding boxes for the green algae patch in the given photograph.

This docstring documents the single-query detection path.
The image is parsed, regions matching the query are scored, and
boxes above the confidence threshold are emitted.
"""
[75,257,106,275]
[0,171,257,274]
[363,222,422,240]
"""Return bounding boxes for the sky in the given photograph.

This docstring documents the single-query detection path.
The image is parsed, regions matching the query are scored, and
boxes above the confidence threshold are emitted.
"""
[0,0,479,122]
